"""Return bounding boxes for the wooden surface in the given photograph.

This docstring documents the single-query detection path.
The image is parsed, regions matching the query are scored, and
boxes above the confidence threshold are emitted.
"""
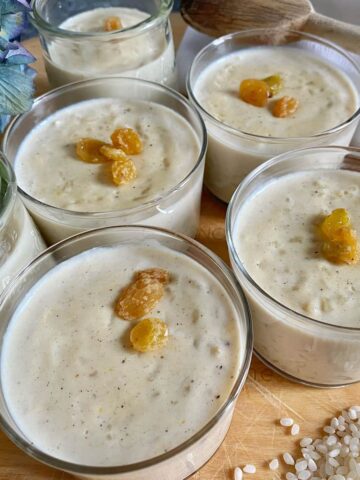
[2,13,360,480]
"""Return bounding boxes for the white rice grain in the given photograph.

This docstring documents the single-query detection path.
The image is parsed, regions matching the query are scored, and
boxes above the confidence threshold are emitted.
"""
[300,437,313,447]
[281,418,294,427]
[283,452,295,465]
[243,464,256,474]
[234,467,243,480]
[269,458,279,471]
[297,470,311,480]
[291,424,300,436]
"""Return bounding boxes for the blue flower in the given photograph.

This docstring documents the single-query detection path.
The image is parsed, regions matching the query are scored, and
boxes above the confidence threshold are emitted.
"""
[0,0,30,41]
[0,0,35,131]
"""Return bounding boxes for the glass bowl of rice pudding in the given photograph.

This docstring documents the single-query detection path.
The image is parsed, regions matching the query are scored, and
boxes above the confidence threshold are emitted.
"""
[0,152,45,294]
[31,0,176,88]
[0,225,252,479]
[3,77,206,244]
[227,145,360,387]
[187,29,360,203]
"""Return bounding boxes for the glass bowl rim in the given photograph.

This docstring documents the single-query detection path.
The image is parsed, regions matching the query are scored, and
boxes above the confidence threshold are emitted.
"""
[0,152,16,222]
[187,28,360,143]
[2,76,207,219]
[0,224,253,474]
[226,144,360,332]
[30,0,173,39]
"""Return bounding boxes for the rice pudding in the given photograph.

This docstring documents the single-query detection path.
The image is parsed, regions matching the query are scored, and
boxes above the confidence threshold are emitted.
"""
[189,32,360,202]
[0,155,45,295]
[0,227,251,478]
[35,6,176,87]
[227,146,360,386]
[13,90,204,243]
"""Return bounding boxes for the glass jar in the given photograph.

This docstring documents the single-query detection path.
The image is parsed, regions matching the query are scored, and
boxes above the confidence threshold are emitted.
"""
[188,29,360,203]
[0,225,252,479]
[0,152,45,295]
[227,145,360,387]
[3,77,206,244]
[31,0,177,88]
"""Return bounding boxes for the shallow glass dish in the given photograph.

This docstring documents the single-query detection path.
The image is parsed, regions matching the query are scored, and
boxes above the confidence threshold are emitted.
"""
[3,77,206,244]
[227,145,360,387]
[188,29,360,203]
[0,225,252,479]
[31,0,177,88]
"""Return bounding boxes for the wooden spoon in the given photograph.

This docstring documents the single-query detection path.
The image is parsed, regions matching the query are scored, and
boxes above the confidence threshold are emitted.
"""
[180,0,360,54]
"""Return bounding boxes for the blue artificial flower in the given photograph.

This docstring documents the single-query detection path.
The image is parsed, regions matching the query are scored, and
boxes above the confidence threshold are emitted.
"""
[0,0,30,42]
[0,0,35,131]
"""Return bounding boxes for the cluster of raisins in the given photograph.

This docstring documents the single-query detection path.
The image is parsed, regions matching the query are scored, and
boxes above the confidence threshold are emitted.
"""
[115,268,170,352]
[239,74,299,118]
[319,208,358,265]
[75,128,143,186]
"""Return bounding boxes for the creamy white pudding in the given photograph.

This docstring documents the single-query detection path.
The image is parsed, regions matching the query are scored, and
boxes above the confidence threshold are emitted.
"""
[1,242,244,470]
[1,200,45,294]
[235,171,360,325]
[196,49,357,138]
[0,156,45,295]
[13,96,203,243]
[189,35,360,202]
[41,7,176,87]
[227,147,360,386]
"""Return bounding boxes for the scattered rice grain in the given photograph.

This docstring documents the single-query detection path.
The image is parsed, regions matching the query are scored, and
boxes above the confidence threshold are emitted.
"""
[269,458,279,471]
[234,467,242,480]
[281,418,294,427]
[291,424,300,436]
[243,464,256,474]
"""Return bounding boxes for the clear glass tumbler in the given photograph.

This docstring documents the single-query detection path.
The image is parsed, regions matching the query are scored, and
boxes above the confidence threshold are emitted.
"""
[31,0,177,88]
[188,29,360,203]
[227,145,360,387]
[0,152,45,294]
[3,77,206,244]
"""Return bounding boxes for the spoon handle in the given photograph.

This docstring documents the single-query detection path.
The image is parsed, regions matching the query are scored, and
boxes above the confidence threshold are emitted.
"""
[303,12,360,55]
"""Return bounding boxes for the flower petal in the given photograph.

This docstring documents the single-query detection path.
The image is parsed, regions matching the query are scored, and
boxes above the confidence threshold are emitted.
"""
[5,42,35,64]
[0,0,30,15]
[0,12,26,41]
[0,64,34,115]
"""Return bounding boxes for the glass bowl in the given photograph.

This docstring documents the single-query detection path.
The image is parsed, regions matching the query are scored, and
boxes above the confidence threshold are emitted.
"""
[0,152,45,294]
[31,0,177,88]
[3,77,207,244]
[187,29,360,203]
[0,225,252,479]
[227,145,360,387]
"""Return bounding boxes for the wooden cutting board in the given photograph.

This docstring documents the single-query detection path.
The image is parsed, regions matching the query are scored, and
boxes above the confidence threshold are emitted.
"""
[1,13,359,480]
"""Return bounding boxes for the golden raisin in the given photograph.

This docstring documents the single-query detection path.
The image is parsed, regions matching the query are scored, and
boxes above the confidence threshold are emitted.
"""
[319,208,350,240]
[111,158,137,186]
[111,128,143,155]
[130,318,168,353]
[272,96,299,118]
[134,268,170,285]
[100,145,128,162]
[104,16,123,32]
[239,79,270,107]
[263,74,283,97]
[319,208,359,265]
[115,277,164,321]
[76,138,112,163]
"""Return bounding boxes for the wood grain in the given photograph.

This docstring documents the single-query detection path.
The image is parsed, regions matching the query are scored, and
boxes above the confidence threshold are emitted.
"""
[181,0,311,34]
[1,13,360,480]
[180,0,360,54]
